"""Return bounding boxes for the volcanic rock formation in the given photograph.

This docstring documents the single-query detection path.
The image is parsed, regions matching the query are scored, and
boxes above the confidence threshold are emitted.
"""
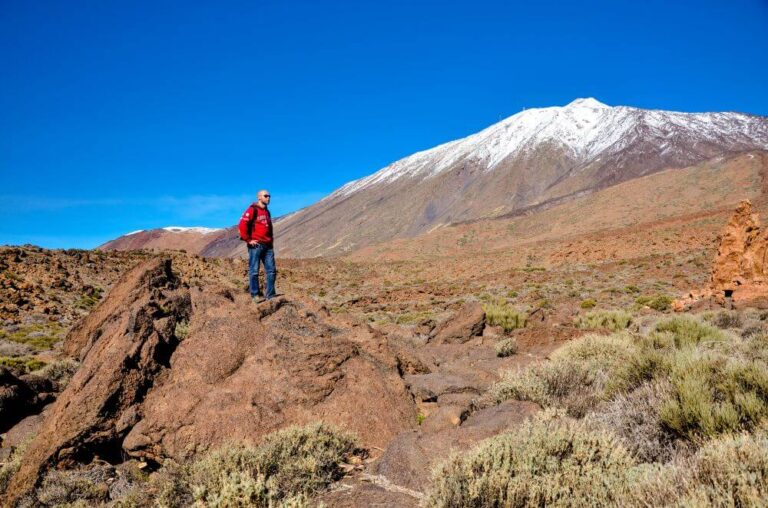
[4,258,416,504]
[674,200,768,310]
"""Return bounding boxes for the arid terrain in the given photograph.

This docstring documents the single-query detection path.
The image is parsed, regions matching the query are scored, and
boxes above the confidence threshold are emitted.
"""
[4,157,768,505]
[4,103,768,506]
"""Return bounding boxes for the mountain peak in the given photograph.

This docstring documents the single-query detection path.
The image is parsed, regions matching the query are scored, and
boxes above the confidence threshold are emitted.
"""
[565,97,609,109]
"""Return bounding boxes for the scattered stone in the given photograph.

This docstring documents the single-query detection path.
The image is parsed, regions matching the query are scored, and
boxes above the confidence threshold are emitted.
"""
[430,301,485,344]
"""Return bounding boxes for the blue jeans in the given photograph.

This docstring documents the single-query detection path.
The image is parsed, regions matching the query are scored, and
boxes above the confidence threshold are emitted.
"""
[248,244,276,298]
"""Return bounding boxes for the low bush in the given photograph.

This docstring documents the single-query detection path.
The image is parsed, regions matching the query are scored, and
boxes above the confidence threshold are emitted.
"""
[483,303,526,332]
[575,309,633,331]
[428,412,768,507]
[624,429,768,506]
[675,430,768,506]
[590,381,683,463]
[427,412,637,507]
[636,295,673,311]
[495,338,518,357]
[0,355,46,374]
[708,310,744,329]
[37,358,79,389]
[154,422,359,508]
[174,321,190,340]
[36,468,112,506]
[653,316,725,348]
[580,298,596,309]
[659,349,768,440]
[0,323,62,350]
[489,333,637,417]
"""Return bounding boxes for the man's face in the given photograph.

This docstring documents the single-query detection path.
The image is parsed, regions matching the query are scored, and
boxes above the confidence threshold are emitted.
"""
[258,191,271,206]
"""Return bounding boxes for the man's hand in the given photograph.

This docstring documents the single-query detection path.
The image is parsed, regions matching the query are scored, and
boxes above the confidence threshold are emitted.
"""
[248,240,260,247]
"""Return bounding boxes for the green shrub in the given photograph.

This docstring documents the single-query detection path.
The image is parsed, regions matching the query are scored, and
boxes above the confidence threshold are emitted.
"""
[489,333,637,417]
[0,323,62,350]
[575,310,633,331]
[495,338,518,357]
[636,295,673,311]
[659,349,768,440]
[676,430,768,506]
[624,430,768,506]
[36,468,111,506]
[483,303,526,332]
[156,422,358,508]
[427,412,637,507]
[590,381,683,463]
[174,321,191,340]
[653,316,725,348]
[0,355,47,373]
[580,298,597,309]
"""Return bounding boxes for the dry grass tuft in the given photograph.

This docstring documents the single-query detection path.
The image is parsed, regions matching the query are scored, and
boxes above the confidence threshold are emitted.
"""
[575,309,633,331]
[483,302,526,332]
[153,422,359,508]
[495,338,518,357]
[489,333,637,417]
[427,411,637,507]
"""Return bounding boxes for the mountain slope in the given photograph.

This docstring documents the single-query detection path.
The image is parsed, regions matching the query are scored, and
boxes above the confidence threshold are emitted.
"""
[275,98,768,257]
[346,151,768,266]
[102,99,768,258]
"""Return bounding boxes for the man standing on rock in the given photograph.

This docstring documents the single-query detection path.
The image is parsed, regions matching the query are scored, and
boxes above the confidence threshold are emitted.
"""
[238,190,276,303]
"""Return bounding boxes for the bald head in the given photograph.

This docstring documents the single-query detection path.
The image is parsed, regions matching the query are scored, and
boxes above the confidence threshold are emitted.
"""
[257,190,271,208]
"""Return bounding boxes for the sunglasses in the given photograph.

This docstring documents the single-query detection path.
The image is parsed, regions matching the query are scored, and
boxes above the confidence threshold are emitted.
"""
[262,195,271,198]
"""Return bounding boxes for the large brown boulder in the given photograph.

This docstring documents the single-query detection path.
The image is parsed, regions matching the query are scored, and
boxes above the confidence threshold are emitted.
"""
[430,302,485,344]
[122,289,416,462]
[5,258,190,504]
[5,258,416,504]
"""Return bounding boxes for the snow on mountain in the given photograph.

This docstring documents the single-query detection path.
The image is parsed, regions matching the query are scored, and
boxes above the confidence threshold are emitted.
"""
[103,98,768,259]
[332,98,768,198]
[161,227,223,234]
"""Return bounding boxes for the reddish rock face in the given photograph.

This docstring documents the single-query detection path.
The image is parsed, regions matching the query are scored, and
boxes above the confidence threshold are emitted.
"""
[675,199,768,310]
[122,289,416,463]
[430,302,485,344]
[5,258,191,503]
[5,258,416,504]
[711,200,768,294]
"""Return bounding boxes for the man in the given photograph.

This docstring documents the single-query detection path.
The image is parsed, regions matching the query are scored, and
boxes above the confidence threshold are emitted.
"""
[238,190,276,303]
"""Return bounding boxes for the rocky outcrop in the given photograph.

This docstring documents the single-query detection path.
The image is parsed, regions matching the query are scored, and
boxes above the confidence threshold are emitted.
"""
[122,289,415,462]
[429,302,485,344]
[5,258,190,503]
[5,258,416,504]
[674,200,768,310]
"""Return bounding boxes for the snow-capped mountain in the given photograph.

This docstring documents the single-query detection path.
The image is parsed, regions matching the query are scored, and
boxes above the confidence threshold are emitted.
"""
[332,98,767,198]
[273,98,768,257]
[102,99,768,258]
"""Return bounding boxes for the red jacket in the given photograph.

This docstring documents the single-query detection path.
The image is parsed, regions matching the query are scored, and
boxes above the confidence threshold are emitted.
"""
[238,204,273,245]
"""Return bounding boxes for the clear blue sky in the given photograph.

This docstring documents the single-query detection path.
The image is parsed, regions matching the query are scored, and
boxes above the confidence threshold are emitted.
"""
[2,0,767,248]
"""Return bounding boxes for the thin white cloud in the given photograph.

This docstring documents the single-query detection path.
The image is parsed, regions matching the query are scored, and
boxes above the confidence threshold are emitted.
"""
[0,191,330,222]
